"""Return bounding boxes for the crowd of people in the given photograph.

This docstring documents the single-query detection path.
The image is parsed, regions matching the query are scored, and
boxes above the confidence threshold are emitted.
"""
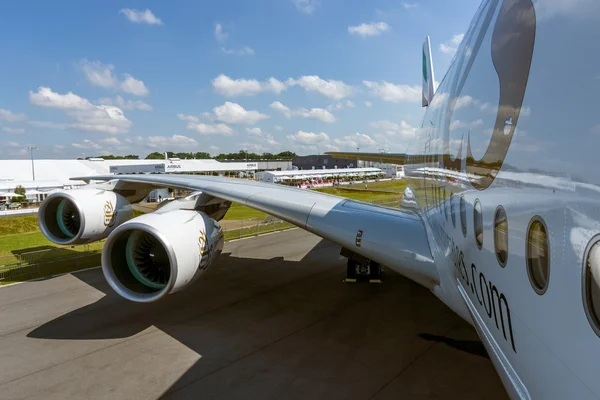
[276,173,386,188]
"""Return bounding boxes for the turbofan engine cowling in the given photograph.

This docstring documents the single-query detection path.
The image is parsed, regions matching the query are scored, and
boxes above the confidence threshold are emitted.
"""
[101,209,224,303]
[38,189,133,245]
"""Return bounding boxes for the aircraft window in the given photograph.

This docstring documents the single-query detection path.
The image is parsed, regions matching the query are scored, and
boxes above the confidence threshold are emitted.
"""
[494,206,508,267]
[474,199,483,249]
[460,196,467,238]
[526,217,550,295]
[583,240,600,337]
[450,195,456,228]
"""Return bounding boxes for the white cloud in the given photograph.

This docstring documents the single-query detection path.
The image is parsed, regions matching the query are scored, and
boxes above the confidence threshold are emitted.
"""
[0,109,27,123]
[297,108,335,123]
[123,135,199,149]
[6,141,20,148]
[214,23,228,43]
[288,75,353,100]
[2,127,25,134]
[120,74,149,96]
[186,122,235,135]
[245,127,279,146]
[213,74,351,99]
[293,0,319,14]
[287,130,330,145]
[452,94,474,109]
[440,33,464,55]
[97,96,152,111]
[212,102,269,125]
[177,113,235,135]
[328,100,355,111]
[69,106,132,134]
[274,125,283,131]
[80,59,149,97]
[147,135,198,149]
[177,113,200,123]
[348,22,390,37]
[240,142,269,153]
[450,119,483,130]
[334,133,376,149]
[221,46,255,56]
[212,74,287,96]
[100,137,121,146]
[80,60,118,88]
[119,8,163,25]
[371,120,416,137]
[364,101,372,108]
[30,86,92,110]
[72,140,102,150]
[402,2,419,9]
[363,81,421,103]
[270,101,291,116]
[246,127,262,135]
[29,87,132,134]
[270,101,335,123]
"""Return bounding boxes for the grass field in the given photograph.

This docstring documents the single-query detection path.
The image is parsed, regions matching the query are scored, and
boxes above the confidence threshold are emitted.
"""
[0,178,425,284]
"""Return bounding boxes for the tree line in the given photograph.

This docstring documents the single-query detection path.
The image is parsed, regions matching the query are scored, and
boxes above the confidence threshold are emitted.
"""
[78,150,297,161]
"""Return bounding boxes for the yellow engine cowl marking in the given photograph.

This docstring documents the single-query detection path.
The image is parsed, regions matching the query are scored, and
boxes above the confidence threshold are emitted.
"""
[103,201,116,227]
[198,229,211,270]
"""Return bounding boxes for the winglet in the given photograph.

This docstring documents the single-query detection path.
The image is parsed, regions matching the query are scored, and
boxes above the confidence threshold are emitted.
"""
[422,36,436,107]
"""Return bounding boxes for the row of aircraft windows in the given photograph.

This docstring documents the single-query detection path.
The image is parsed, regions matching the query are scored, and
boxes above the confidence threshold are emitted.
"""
[437,186,600,337]
[440,191,550,295]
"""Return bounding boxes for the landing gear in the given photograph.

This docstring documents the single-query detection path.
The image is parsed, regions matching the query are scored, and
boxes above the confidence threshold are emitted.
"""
[341,248,383,283]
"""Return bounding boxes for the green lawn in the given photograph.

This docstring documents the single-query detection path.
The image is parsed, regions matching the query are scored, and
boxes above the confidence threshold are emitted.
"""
[345,179,412,192]
[0,215,40,236]
[223,202,266,220]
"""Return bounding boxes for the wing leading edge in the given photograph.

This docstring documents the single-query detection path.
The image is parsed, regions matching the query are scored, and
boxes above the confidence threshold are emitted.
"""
[74,174,439,288]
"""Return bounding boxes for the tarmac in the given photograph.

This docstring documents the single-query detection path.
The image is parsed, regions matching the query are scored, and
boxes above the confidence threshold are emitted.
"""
[0,228,507,400]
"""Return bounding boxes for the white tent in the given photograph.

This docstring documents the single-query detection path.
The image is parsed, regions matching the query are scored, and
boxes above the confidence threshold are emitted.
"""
[0,192,20,197]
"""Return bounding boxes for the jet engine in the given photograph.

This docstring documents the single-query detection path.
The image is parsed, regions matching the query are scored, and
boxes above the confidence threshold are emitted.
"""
[101,209,224,303]
[38,189,133,245]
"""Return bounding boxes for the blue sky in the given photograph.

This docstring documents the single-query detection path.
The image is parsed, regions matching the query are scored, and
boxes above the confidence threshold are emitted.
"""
[0,0,480,159]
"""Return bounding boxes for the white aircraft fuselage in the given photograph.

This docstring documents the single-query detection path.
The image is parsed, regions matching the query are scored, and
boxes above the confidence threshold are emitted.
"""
[400,0,600,398]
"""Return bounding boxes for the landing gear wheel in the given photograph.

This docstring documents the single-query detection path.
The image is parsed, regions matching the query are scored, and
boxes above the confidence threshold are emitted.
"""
[344,258,382,283]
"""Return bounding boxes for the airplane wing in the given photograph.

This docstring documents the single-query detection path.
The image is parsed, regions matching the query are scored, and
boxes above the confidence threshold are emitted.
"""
[72,174,439,289]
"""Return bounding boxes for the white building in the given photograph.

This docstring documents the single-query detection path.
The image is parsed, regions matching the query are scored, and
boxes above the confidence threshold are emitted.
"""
[0,158,289,203]
[259,167,383,188]
[372,162,405,178]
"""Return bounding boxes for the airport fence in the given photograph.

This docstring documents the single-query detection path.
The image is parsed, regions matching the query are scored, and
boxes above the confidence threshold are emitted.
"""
[0,217,294,283]
[0,199,403,283]
[0,245,101,282]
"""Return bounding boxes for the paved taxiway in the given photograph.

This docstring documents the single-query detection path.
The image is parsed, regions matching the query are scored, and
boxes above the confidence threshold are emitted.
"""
[0,229,507,399]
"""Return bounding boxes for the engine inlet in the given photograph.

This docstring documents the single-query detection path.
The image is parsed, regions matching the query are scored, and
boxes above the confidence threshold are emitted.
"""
[125,231,170,289]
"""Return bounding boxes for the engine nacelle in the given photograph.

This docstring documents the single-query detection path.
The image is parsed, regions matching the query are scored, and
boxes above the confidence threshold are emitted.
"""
[101,209,224,303]
[38,189,133,245]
